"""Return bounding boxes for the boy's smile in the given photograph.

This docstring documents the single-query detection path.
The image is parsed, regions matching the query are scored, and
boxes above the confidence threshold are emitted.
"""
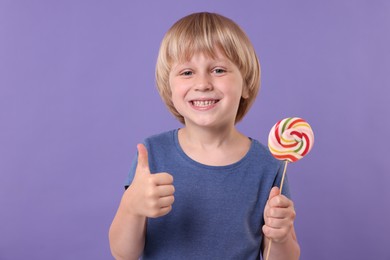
[190,98,219,110]
[169,50,247,128]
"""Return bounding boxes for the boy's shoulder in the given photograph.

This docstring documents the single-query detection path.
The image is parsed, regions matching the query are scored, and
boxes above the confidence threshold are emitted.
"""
[142,129,178,156]
[144,129,176,145]
[249,137,282,165]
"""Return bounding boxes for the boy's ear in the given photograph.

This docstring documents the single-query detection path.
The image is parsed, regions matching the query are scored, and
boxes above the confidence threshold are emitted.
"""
[242,86,249,99]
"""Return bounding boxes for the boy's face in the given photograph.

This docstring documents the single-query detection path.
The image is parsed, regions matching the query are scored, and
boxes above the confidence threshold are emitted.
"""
[168,50,248,129]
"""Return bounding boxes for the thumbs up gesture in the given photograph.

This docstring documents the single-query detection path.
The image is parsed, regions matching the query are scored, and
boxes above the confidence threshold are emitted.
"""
[123,144,175,218]
[262,187,296,243]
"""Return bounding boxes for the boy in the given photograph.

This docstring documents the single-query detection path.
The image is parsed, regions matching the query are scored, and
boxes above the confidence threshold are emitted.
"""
[109,12,300,259]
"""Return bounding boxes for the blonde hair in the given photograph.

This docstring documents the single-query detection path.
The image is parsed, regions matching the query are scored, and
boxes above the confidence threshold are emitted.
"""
[155,12,261,124]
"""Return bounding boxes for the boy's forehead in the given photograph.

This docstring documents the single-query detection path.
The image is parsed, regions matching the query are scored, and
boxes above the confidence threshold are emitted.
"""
[174,48,227,63]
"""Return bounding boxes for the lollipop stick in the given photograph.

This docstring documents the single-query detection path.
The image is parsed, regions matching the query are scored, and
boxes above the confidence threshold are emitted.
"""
[265,160,289,260]
[279,160,288,194]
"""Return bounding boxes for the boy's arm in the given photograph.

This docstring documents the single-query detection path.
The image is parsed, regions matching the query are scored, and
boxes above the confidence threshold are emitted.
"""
[261,187,300,260]
[109,196,147,260]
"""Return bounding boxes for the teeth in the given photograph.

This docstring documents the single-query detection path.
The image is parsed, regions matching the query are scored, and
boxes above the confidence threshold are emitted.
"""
[192,100,217,107]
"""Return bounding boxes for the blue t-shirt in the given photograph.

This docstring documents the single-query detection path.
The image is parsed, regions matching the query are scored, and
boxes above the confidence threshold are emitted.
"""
[125,129,290,259]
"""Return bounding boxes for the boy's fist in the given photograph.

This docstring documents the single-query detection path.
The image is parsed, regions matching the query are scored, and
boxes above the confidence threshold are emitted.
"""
[262,187,296,243]
[124,144,175,218]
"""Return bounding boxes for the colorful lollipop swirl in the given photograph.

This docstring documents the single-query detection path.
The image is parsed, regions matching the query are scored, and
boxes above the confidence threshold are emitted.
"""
[268,117,314,162]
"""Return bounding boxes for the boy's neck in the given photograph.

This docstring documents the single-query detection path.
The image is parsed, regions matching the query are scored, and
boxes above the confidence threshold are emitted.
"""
[177,125,251,166]
[179,125,237,148]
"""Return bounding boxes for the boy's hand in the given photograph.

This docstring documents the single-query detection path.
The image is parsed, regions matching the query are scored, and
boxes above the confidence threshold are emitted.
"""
[262,187,296,243]
[123,144,175,218]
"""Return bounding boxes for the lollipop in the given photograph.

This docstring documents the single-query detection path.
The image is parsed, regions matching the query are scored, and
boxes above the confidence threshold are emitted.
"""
[265,117,314,260]
[268,117,314,163]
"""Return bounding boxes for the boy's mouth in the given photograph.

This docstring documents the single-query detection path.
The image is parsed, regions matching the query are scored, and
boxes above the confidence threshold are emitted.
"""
[190,99,220,108]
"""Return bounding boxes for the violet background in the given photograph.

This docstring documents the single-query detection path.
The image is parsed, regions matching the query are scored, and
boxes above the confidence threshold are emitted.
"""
[1,1,389,259]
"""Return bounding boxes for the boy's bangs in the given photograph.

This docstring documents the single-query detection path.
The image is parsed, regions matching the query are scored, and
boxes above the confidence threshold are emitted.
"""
[167,29,224,64]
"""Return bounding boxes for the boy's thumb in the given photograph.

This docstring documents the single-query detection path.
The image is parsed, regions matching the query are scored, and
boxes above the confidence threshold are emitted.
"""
[268,186,280,200]
[136,143,150,173]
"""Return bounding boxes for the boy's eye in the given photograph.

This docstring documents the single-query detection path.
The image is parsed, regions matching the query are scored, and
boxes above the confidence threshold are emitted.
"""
[213,68,226,74]
[180,70,193,76]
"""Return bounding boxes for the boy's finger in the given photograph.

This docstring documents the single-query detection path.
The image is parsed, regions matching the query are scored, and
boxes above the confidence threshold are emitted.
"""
[153,173,174,185]
[269,195,294,208]
[136,143,150,173]
[268,186,280,200]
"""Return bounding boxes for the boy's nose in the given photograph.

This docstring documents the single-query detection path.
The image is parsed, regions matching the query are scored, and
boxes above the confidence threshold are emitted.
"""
[195,74,213,91]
